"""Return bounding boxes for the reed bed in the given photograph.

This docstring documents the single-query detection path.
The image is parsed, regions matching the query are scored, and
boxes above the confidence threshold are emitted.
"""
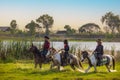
[0,40,33,62]
[0,40,120,62]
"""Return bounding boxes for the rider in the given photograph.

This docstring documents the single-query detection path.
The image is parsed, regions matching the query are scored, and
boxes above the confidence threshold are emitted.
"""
[93,39,104,66]
[61,39,69,66]
[42,36,50,60]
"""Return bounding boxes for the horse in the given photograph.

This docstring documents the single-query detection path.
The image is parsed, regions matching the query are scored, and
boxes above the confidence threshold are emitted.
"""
[81,51,115,73]
[46,47,83,71]
[29,44,50,69]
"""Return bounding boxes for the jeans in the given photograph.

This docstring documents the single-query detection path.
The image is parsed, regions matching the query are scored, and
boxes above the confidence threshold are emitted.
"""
[41,50,48,56]
[41,50,48,60]
[97,54,102,65]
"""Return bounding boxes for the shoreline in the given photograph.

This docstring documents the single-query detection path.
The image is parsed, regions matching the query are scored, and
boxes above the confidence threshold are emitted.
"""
[0,37,120,42]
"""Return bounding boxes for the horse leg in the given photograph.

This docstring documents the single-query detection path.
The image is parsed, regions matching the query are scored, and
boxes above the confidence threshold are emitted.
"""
[58,65,61,71]
[34,62,37,68]
[76,60,83,70]
[93,65,97,72]
[57,61,61,71]
[50,63,54,70]
[105,64,111,72]
[85,66,91,73]
[79,61,83,69]
[39,63,42,69]
[70,64,76,70]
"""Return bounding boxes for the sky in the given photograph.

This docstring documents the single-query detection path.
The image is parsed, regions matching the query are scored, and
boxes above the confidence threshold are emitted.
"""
[0,0,120,30]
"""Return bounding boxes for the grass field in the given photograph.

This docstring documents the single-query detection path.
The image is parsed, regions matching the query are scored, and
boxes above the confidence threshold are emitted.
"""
[0,61,120,80]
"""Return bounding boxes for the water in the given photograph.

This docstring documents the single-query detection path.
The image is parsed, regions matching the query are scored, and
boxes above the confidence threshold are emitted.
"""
[34,41,120,51]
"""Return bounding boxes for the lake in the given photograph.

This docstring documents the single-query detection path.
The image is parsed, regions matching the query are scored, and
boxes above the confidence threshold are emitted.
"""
[33,41,120,51]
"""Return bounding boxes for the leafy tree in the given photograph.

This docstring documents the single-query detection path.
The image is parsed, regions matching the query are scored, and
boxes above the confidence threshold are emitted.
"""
[64,25,76,34]
[79,23,100,33]
[103,26,111,34]
[101,12,120,33]
[25,20,41,35]
[10,20,17,35]
[36,14,54,36]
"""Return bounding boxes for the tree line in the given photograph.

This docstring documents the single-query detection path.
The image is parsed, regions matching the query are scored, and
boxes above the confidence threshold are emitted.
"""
[9,12,120,36]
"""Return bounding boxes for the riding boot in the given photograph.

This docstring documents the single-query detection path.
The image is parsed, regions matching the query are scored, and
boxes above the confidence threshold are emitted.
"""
[43,55,47,63]
[61,60,63,66]
[64,59,67,66]
[97,58,101,66]
[62,59,66,66]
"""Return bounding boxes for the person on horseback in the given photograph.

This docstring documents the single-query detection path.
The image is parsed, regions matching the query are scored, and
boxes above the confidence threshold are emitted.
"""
[42,36,50,61]
[61,39,69,66]
[93,39,104,66]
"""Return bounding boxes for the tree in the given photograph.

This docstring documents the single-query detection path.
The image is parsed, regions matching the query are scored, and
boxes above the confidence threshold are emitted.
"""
[25,20,41,35]
[101,12,120,33]
[10,20,17,35]
[64,25,76,34]
[103,26,111,33]
[79,23,101,33]
[36,14,54,36]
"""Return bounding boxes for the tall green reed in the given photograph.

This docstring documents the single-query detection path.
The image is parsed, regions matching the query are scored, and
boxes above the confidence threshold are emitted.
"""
[0,40,37,62]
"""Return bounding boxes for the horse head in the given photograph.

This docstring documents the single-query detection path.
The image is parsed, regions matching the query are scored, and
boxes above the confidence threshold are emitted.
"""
[29,43,38,53]
[81,51,89,62]
[46,47,57,58]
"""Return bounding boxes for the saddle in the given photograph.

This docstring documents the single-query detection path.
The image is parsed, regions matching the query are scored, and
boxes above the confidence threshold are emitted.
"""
[97,56,108,66]
[60,53,69,66]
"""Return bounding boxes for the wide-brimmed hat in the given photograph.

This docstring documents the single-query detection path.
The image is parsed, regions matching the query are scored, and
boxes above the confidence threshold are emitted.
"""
[44,36,49,39]
[96,39,102,42]
[64,39,68,44]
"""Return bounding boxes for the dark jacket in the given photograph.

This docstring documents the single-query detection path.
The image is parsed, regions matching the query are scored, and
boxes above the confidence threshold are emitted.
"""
[94,44,104,55]
[64,44,69,52]
[43,40,50,50]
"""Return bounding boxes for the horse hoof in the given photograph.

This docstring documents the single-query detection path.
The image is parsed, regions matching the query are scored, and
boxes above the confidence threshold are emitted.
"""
[85,70,88,73]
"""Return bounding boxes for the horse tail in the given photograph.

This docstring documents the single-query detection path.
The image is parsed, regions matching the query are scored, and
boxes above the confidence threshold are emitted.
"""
[112,56,115,70]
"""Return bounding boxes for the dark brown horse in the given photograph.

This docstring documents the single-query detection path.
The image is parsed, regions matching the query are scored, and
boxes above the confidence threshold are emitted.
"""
[29,44,48,69]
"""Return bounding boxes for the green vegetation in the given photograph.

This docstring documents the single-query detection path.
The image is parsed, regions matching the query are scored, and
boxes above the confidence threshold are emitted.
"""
[25,20,41,35]
[1,12,120,38]
[64,25,76,34]
[10,20,17,35]
[36,14,54,36]
[0,40,120,63]
[1,12,120,42]
[0,39,119,80]
[101,12,120,33]
[79,23,101,33]
[0,40,33,62]
[0,61,120,80]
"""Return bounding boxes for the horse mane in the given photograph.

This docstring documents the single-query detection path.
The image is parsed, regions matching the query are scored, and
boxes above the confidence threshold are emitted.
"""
[82,50,92,55]
[50,47,56,51]
[32,45,41,54]
[81,51,88,54]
